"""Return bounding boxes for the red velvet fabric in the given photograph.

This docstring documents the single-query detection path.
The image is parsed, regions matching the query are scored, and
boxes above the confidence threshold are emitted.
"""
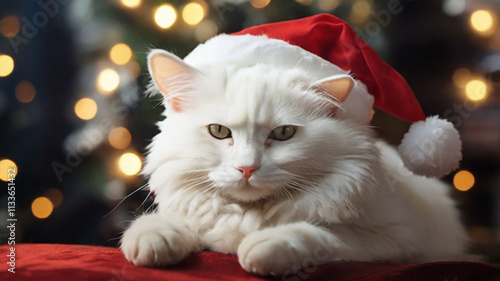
[233,14,426,123]
[1,244,499,281]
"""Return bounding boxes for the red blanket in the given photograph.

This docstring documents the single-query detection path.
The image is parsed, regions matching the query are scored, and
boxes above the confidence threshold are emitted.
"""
[1,244,499,280]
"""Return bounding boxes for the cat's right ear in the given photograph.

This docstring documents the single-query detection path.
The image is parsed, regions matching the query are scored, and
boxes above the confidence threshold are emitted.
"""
[148,49,198,111]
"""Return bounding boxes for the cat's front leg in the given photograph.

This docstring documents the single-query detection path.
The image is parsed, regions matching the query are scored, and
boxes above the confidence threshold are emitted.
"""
[121,213,200,267]
[237,222,340,276]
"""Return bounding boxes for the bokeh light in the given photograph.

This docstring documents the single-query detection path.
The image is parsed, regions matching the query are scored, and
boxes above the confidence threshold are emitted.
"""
[465,79,488,101]
[350,0,372,24]
[155,4,177,29]
[15,81,36,103]
[75,98,98,120]
[110,43,133,65]
[318,0,341,11]
[97,68,120,94]
[442,0,466,16]
[295,0,313,5]
[0,159,17,182]
[108,127,132,150]
[470,10,495,35]
[118,152,142,176]
[0,54,14,77]
[0,15,20,37]
[194,19,219,42]
[182,2,205,25]
[452,68,471,88]
[44,188,64,208]
[32,197,54,219]
[453,170,475,191]
[250,0,271,9]
[121,0,141,9]
[129,60,141,78]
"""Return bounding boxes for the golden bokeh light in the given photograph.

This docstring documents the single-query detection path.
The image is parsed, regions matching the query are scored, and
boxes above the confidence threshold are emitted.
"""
[15,81,36,103]
[470,10,495,34]
[295,0,313,5]
[44,188,63,208]
[108,127,132,150]
[194,19,219,42]
[0,54,14,77]
[110,43,133,65]
[121,0,141,8]
[129,60,141,79]
[0,159,17,182]
[0,15,20,37]
[350,0,373,24]
[250,0,271,9]
[182,2,205,25]
[118,152,142,176]
[155,4,177,29]
[452,68,471,88]
[75,98,98,120]
[97,68,120,94]
[465,79,488,101]
[32,197,54,219]
[453,170,475,191]
[318,0,341,11]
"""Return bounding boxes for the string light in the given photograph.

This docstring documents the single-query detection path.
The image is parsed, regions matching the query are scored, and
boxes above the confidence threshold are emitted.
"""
[465,78,488,101]
[350,0,373,24]
[155,4,177,29]
[74,98,98,120]
[15,81,36,103]
[250,0,271,9]
[470,10,495,35]
[121,0,141,9]
[32,197,54,219]
[118,152,142,176]
[0,54,14,77]
[129,60,141,79]
[97,68,120,94]
[182,2,205,25]
[110,43,133,65]
[0,15,20,37]
[0,159,17,182]
[108,127,132,149]
[453,170,475,191]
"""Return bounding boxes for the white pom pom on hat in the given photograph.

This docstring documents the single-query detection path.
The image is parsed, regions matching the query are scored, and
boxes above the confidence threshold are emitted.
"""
[231,13,462,178]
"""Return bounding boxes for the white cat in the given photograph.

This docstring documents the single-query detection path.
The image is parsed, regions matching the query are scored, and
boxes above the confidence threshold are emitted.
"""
[120,34,467,276]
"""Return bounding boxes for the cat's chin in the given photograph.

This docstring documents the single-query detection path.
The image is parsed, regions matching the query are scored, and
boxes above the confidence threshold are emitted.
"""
[222,183,276,203]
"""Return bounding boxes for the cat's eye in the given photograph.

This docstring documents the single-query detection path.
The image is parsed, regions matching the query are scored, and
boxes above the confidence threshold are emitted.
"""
[269,126,296,141]
[208,124,232,139]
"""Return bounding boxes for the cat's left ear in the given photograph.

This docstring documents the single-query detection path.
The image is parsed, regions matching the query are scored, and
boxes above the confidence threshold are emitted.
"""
[312,74,355,103]
[148,49,198,111]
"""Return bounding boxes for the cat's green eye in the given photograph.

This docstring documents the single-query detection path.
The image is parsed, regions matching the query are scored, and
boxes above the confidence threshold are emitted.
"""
[208,124,232,139]
[269,125,296,141]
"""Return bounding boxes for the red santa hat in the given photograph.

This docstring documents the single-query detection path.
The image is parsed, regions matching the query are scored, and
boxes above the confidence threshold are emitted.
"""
[231,13,461,178]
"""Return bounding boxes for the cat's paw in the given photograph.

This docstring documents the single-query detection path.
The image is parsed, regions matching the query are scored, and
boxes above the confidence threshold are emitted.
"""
[120,214,200,267]
[237,229,310,276]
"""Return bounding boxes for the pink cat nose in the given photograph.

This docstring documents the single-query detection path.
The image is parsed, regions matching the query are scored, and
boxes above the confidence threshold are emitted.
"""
[236,166,259,180]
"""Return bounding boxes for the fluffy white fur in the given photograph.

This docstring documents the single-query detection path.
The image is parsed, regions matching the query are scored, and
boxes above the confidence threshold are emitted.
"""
[120,35,468,276]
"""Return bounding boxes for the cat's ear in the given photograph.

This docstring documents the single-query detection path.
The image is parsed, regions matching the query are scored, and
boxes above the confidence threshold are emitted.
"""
[312,74,355,103]
[148,49,198,111]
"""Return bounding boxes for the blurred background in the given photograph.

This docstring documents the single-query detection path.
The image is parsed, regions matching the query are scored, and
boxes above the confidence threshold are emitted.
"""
[0,0,499,262]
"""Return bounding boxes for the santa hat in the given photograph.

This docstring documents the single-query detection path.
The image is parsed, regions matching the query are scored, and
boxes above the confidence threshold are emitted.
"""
[229,13,461,178]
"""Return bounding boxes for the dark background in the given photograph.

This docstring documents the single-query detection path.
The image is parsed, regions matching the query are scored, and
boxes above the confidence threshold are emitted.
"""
[0,0,499,262]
